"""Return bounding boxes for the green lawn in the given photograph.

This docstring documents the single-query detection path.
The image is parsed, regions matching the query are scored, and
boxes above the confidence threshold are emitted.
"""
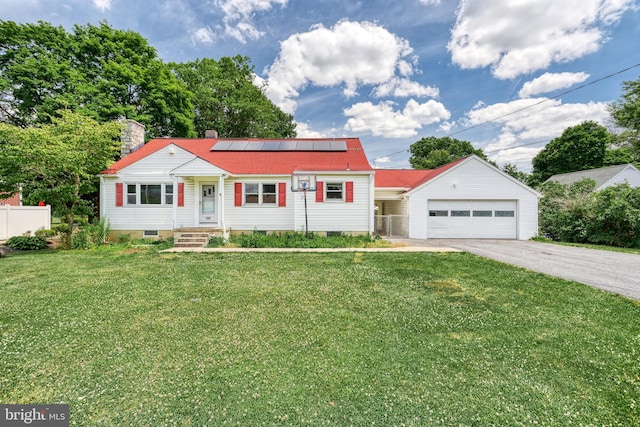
[1,247,639,426]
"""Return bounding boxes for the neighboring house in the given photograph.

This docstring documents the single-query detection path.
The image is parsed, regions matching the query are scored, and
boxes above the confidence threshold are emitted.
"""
[546,164,640,190]
[100,135,375,240]
[0,192,20,206]
[374,156,541,240]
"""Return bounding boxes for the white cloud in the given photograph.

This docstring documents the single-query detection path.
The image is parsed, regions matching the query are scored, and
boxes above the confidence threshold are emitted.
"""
[265,20,416,114]
[448,0,634,79]
[420,0,441,5]
[372,77,439,98]
[295,122,328,138]
[465,97,610,168]
[93,0,111,11]
[518,72,590,98]
[191,27,216,45]
[216,0,287,43]
[344,99,450,138]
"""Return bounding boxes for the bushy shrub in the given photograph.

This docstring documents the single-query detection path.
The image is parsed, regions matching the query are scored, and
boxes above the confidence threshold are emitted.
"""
[35,229,57,238]
[228,231,383,248]
[6,236,48,250]
[539,180,640,248]
[586,184,640,248]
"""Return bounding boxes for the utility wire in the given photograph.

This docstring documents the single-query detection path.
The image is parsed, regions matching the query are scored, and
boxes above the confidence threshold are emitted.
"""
[373,62,640,161]
[447,62,640,138]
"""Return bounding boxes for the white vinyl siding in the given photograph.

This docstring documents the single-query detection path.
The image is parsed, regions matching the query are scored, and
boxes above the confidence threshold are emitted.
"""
[101,145,198,231]
[224,174,372,233]
[406,157,539,240]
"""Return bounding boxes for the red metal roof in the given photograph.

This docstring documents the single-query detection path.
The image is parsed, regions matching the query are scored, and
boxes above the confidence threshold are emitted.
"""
[102,138,373,175]
[374,157,467,189]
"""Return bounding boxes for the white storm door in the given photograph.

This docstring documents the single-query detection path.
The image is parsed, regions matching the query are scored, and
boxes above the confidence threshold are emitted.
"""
[200,184,216,223]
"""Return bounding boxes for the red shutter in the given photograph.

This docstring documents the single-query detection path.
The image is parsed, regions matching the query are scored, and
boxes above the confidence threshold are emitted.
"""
[234,182,243,206]
[115,182,123,207]
[278,182,286,207]
[177,182,184,207]
[345,181,354,203]
[316,181,324,202]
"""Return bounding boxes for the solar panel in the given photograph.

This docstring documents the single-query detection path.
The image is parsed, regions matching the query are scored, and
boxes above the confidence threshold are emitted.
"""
[210,139,349,152]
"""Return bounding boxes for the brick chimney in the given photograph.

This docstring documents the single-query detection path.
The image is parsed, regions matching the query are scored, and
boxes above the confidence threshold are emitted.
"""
[205,130,218,138]
[120,119,145,157]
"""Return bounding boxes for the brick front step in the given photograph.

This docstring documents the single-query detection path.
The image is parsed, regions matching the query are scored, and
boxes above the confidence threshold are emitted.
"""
[173,229,224,248]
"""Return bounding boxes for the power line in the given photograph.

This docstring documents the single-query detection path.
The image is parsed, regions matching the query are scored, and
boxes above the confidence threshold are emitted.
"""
[373,62,640,162]
[447,62,640,138]
[484,139,549,155]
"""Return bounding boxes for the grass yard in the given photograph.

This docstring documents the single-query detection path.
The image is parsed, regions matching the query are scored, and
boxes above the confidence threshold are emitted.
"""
[1,247,639,426]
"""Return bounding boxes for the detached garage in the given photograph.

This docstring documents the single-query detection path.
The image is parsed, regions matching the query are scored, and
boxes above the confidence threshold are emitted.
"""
[375,156,540,240]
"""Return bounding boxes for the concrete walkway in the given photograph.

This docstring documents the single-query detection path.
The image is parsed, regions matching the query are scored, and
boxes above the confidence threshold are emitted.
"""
[163,245,461,253]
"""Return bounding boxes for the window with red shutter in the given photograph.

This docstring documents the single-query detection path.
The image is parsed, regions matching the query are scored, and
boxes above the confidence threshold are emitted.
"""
[278,182,286,207]
[316,181,324,202]
[234,182,243,206]
[178,182,184,207]
[115,182,123,207]
[345,181,354,203]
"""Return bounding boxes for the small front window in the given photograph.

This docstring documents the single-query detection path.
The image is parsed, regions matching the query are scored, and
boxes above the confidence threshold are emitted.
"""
[262,184,277,204]
[451,210,470,217]
[429,210,448,217]
[140,184,162,204]
[326,183,343,200]
[245,183,259,204]
[244,183,278,205]
[125,183,173,205]
[127,184,137,204]
[165,184,174,205]
[495,210,515,217]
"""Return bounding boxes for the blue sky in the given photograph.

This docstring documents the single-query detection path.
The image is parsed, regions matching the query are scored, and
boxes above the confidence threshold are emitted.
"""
[3,0,639,171]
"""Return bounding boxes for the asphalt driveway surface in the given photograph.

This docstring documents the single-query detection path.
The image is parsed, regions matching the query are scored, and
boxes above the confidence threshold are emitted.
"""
[394,239,640,301]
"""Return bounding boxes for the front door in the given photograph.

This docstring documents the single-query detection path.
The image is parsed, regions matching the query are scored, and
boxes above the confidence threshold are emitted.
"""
[200,184,216,223]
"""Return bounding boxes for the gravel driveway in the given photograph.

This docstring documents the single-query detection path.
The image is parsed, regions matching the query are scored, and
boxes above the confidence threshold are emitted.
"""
[393,239,640,301]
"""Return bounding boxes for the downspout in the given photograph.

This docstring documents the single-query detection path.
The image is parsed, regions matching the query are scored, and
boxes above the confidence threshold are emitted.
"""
[369,172,375,235]
[172,175,178,230]
[219,174,227,240]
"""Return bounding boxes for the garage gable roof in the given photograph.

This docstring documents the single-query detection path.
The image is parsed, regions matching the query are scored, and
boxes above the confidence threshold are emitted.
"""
[103,137,372,175]
[374,154,542,197]
[374,157,467,190]
[399,155,541,197]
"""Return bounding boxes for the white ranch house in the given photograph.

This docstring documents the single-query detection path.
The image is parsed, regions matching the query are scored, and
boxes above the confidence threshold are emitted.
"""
[100,124,540,245]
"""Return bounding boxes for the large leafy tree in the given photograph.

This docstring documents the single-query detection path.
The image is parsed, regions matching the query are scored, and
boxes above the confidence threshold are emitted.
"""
[609,77,640,162]
[0,20,195,138]
[171,56,296,138]
[530,121,610,186]
[0,111,122,246]
[409,136,487,169]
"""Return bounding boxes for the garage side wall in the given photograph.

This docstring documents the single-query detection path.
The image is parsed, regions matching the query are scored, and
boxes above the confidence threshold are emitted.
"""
[407,158,539,240]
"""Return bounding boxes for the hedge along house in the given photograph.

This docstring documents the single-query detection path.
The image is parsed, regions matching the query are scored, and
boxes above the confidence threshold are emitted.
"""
[374,156,541,240]
[99,123,375,244]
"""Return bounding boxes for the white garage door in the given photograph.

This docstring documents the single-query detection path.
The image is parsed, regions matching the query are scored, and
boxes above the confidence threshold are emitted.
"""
[427,200,517,239]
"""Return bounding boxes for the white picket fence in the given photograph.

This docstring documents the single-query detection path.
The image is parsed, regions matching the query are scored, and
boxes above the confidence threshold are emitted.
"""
[0,205,51,240]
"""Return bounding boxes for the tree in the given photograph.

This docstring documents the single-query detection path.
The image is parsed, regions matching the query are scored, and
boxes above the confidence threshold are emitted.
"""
[171,56,296,138]
[538,179,597,243]
[609,78,640,135]
[530,121,610,186]
[500,163,529,183]
[409,136,486,169]
[0,110,122,247]
[0,20,195,138]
